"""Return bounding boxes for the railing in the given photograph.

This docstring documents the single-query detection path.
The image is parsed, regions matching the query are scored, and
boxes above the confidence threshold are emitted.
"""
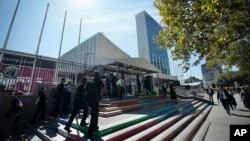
[0,53,94,96]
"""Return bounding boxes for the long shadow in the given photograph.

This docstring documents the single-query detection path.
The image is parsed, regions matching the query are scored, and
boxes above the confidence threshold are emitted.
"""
[231,113,250,118]
[235,109,250,112]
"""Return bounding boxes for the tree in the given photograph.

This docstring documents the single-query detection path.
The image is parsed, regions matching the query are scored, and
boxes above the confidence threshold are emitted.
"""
[215,71,250,86]
[154,0,250,71]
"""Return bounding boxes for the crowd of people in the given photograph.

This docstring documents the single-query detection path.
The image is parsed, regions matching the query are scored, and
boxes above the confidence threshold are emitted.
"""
[205,85,250,115]
[4,70,249,140]
[161,81,177,102]
[54,70,104,140]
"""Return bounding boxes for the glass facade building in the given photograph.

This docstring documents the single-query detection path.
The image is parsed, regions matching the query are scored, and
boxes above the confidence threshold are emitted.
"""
[136,11,171,75]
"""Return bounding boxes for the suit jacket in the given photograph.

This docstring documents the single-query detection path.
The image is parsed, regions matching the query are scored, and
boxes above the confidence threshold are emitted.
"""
[217,89,230,102]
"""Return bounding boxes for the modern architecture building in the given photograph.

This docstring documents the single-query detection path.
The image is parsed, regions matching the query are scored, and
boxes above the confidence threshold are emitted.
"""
[136,11,171,75]
[201,64,223,88]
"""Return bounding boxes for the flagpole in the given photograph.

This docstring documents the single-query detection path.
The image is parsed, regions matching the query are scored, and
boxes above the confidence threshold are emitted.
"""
[0,0,21,62]
[29,3,49,92]
[54,10,67,82]
[75,18,82,84]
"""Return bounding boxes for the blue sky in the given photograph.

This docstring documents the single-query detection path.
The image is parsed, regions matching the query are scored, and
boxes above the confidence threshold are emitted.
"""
[0,0,203,79]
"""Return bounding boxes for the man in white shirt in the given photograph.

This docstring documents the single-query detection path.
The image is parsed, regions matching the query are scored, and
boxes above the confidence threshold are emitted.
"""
[217,86,231,115]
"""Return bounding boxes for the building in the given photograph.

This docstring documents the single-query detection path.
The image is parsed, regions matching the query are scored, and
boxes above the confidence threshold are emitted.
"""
[136,11,171,75]
[60,32,131,66]
[60,32,161,95]
[201,64,223,88]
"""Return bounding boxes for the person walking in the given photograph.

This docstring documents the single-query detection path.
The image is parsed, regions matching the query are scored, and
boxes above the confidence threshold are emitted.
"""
[64,77,89,133]
[161,83,167,97]
[217,86,231,115]
[52,78,65,117]
[116,76,125,100]
[5,91,24,138]
[206,86,214,102]
[169,81,177,103]
[241,89,250,111]
[62,82,73,115]
[31,87,47,123]
[85,70,104,140]
[226,87,237,110]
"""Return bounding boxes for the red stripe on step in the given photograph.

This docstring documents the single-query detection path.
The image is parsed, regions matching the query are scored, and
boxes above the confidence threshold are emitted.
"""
[137,113,187,141]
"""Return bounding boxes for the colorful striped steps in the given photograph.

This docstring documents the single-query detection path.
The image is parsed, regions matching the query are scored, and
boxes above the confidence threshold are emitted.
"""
[192,121,211,141]
[173,106,212,141]
[55,100,197,138]
[123,102,205,141]
[24,98,213,141]
[151,104,211,141]
[103,101,202,141]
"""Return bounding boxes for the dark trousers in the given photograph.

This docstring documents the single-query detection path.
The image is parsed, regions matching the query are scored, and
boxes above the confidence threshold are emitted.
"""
[118,86,125,100]
[53,96,62,116]
[208,94,214,102]
[65,103,88,128]
[62,94,71,114]
[221,99,230,113]
[87,99,99,137]
[31,104,46,123]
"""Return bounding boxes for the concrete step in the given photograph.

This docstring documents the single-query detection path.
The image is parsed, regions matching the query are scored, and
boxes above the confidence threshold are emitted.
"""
[125,102,205,141]
[151,103,209,141]
[192,121,211,141]
[173,105,212,141]
[103,101,201,140]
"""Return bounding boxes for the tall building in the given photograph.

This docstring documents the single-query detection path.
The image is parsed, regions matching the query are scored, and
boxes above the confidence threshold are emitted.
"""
[60,32,131,66]
[201,64,223,88]
[136,11,171,75]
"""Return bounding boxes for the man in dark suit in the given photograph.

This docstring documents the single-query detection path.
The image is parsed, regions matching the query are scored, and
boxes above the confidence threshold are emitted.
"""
[206,86,214,102]
[86,70,104,140]
[217,86,231,115]
[64,77,89,133]
[53,78,65,117]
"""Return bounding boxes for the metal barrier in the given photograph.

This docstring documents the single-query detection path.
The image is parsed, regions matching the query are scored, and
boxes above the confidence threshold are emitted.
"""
[0,52,94,95]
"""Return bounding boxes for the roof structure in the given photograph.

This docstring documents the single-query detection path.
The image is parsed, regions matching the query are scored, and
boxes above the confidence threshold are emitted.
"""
[104,57,161,74]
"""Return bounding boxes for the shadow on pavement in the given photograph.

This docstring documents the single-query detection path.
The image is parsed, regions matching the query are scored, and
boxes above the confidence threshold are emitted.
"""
[231,113,250,118]
[235,109,250,112]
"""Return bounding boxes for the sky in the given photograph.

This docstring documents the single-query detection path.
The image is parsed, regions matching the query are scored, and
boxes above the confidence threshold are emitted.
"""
[0,0,203,80]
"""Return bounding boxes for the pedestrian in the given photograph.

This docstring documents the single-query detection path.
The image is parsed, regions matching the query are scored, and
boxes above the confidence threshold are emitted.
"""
[206,86,214,102]
[116,76,125,100]
[5,91,24,138]
[85,70,104,140]
[64,77,89,133]
[161,83,167,96]
[52,78,66,117]
[63,82,73,115]
[111,73,118,98]
[31,87,47,124]
[169,81,177,103]
[226,87,237,110]
[217,86,231,115]
[241,89,250,111]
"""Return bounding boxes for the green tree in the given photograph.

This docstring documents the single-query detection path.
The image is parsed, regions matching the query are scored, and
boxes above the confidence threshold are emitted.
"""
[154,0,250,71]
[215,71,250,86]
